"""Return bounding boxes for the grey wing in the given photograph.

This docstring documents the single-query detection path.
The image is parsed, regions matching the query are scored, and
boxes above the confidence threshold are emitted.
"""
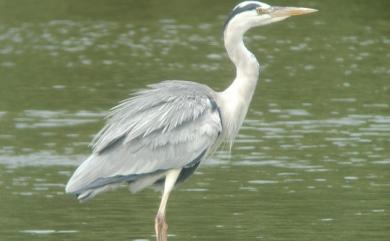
[65,81,222,200]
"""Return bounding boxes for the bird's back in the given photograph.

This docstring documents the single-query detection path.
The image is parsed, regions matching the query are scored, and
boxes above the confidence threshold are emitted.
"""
[65,80,223,201]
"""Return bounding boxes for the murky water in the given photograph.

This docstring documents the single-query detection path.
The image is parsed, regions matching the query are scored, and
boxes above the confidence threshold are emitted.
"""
[0,0,389,240]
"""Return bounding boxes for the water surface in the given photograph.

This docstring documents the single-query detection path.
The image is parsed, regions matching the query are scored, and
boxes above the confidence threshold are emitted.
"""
[0,0,389,240]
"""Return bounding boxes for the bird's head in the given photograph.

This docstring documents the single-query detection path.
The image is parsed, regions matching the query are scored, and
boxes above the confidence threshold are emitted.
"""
[224,1,317,33]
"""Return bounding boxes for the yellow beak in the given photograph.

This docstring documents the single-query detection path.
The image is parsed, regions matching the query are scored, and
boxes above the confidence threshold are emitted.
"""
[259,6,318,18]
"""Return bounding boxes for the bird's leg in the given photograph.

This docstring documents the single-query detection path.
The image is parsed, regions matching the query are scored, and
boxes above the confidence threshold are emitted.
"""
[155,169,181,241]
[155,211,168,241]
[155,196,169,241]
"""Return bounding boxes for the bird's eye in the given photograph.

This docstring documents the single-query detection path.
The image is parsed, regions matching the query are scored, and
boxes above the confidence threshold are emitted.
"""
[256,7,269,15]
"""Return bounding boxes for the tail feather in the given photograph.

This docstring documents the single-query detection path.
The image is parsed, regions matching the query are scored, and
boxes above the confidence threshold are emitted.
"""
[65,155,96,195]
[65,154,169,201]
[76,184,121,202]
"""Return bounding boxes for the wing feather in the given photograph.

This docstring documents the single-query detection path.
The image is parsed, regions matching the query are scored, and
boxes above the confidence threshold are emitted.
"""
[66,81,222,196]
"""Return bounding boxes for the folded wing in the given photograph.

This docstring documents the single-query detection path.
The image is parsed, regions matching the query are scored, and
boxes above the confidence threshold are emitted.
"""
[65,81,222,200]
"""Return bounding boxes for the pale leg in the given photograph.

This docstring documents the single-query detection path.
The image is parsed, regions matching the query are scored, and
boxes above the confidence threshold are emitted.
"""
[155,169,181,241]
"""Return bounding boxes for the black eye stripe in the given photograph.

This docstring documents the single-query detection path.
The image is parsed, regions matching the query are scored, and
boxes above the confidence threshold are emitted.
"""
[223,3,260,31]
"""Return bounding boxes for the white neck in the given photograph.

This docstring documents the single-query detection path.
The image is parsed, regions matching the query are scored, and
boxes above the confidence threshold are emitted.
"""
[219,22,260,144]
[224,25,260,97]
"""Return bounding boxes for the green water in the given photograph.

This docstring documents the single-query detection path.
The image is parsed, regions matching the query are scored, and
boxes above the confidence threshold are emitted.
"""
[0,0,389,240]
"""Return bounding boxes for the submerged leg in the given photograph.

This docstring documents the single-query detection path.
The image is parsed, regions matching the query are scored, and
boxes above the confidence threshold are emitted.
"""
[155,169,181,241]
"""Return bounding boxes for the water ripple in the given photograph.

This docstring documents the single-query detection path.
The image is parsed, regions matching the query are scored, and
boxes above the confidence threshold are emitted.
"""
[14,110,105,129]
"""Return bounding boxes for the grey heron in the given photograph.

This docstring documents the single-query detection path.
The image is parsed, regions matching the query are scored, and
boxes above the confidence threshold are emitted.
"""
[65,1,317,241]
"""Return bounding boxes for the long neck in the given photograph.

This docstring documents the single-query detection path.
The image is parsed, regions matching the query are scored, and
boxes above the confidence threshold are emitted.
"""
[223,27,260,99]
[219,25,260,144]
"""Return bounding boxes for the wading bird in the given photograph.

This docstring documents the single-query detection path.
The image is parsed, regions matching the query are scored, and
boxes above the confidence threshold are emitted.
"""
[65,1,317,241]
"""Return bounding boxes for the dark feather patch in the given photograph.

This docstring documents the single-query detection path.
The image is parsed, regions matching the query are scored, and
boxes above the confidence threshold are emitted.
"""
[223,3,260,31]
[176,149,206,184]
[153,149,207,186]
[208,96,223,133]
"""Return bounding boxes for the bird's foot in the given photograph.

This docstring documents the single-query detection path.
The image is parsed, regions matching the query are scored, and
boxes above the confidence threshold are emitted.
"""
[155,213,168,241]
